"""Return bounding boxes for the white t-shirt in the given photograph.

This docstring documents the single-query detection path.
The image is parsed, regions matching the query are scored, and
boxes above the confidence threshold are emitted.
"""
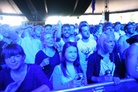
[114,30,125,41]
[77,38,97,74]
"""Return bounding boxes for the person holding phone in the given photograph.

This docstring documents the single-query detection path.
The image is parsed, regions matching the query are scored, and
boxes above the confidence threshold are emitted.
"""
[52,42,85,90]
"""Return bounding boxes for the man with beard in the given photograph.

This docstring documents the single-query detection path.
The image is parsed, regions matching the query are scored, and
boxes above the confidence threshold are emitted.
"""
[118,22,136,59]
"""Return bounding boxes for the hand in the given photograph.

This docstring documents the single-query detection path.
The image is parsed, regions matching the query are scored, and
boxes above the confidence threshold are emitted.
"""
[72,73,84,87]
[72,78,82,87]
[5,80,22,92]
[40,58,50,67]
[57,20,62,27]
[54,42,62,51]
[113,77,120,84]
[100,75,113,82]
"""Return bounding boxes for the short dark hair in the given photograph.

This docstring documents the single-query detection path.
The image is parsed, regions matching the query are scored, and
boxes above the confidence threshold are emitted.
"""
[1,44,25,60]
[62,24,70,30]
[44,24,52,28]
[79,24,89,33]
[114,22,121,26]
[103,22,114,32]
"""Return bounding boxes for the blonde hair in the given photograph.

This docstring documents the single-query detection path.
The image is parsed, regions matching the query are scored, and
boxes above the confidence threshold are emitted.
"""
[40,31,54,48]
[40,31,53,41]
[97,32,115,51]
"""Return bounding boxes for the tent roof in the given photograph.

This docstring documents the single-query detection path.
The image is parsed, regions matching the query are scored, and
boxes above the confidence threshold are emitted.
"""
[0,0,138,21]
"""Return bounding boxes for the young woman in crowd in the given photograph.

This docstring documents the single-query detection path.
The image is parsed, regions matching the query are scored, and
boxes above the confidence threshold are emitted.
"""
[87,32,125,84]
[35,32,60,89]
[52,42,85,90]
[0,44,50,92]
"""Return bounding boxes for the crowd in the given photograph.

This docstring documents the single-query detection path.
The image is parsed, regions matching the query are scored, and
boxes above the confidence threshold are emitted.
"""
[0,20,138,91]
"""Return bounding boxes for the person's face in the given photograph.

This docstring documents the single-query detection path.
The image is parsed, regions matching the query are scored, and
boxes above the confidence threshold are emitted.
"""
[127,25,135,34]
[35,27,42,37]
[81,26,90,39]
[25,27,33,36]
[5,54,25,70]
[62,26,71,38]
[43,34,54,47]
[114,24,121,32]
[2,30,9,38]
[103,26,114,34]
[103,36,115,53]
[98,24,103,33]
[45,26,52,32]
[65,46,77,63]
[70,25,75,35]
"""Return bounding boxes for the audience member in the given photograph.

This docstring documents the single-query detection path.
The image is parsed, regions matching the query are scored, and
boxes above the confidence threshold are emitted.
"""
[87,32,125,84]
[0,20,137,90]
[19,24,42,64]
[77,23,97,84]
[70,24,77,42]
[0,44,50,92]
[44,24,53,33]
[0,24,15,70]
[124,35,138,78]
[52,42,84,90]
[33,25,43,40]
[92,23,103,42]
[102,21,114,35]
[114,22,125,41]
[76,21,95,41]
[54,23,75,57]
[118,22,136,58]
[35,32,60,89]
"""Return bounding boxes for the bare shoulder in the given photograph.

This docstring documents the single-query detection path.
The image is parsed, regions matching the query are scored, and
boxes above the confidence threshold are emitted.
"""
[127,43,138,54]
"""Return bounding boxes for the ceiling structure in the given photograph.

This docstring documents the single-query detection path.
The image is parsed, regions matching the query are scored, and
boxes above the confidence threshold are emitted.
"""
[0,0,138,22]
[85,0,138,14]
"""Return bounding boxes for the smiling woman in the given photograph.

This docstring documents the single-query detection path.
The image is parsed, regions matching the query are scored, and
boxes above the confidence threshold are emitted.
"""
[52,42,85,90]
[0,44,50,92]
